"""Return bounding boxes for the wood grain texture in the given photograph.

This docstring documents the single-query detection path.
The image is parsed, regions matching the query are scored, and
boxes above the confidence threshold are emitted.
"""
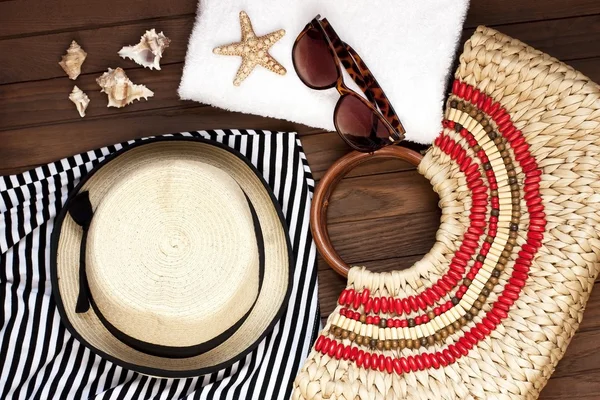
[464,0,600,27]
[0,17,194,84]
[0,63,188,129]
[0,105,321,170]
[328,211,441,264]
[0,128,416,180]
[2,0,598,40]
[326,171,438,224]
[3,13,599,85]
[539,373,600,399]
[462,14,600,62]
[570,57,600,83]
[551,327,600,378]
[1,0,600,397]
[0,0,196,39]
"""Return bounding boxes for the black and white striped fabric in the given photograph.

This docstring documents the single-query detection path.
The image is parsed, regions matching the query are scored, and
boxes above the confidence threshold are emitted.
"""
[0,130,319,399]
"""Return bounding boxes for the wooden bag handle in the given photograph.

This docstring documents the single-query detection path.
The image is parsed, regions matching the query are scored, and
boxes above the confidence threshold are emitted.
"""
[311,146,424,277]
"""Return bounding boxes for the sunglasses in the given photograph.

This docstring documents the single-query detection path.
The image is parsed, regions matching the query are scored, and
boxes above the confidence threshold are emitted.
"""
[292,15,406,152]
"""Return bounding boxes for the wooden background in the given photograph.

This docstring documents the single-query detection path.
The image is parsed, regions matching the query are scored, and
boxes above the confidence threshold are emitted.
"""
[1,0,600,398]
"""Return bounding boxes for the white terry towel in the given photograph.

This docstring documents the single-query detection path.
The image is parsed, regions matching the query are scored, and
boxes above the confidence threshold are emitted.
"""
[179,0,469,144]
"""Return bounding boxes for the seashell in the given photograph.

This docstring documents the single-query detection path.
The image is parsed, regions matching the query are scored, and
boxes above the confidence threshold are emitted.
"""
[96,67,154,108]
[59,40,87,80]
[69,86,90,117]
[118,29,171,70]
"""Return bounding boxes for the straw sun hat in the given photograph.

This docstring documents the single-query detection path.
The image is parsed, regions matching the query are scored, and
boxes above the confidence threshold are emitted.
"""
[51,137,292,377]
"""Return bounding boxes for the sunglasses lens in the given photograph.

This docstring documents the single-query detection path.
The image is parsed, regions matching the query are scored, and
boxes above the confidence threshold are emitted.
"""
[293,26,338,88]
[335,95,393,152]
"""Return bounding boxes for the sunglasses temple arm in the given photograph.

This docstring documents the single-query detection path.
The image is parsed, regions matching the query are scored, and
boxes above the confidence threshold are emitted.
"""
[342,43,377,105]
[344,42,405,137]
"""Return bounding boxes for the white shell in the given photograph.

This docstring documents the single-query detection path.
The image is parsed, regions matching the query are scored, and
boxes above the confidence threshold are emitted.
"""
[59,41,87,80]
[69,86,90,117]
[96,68,154,108]
[118,29,171,70]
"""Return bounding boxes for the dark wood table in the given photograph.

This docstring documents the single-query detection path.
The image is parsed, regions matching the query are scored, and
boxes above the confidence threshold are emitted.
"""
[1,1,600,398]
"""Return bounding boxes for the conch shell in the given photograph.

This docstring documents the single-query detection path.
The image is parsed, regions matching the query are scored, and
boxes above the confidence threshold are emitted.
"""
[59,41,87,80]
[118,29,171,70]
[96,67,154,108]
[69,86,90,117]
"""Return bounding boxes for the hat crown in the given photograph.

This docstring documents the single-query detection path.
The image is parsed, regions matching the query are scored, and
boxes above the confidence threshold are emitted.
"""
[86,159,260,347]
[53,139,291,375]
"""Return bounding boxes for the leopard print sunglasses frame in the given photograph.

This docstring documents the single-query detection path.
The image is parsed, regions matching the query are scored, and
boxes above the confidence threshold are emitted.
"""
[292,15,406,152]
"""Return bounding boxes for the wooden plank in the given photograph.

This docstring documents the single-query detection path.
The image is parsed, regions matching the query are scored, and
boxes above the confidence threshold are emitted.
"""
[552,328,600,378]
[327,211,440,265]
[570,57,600,83]
[573,283,600,333]
[542,372,600,399]
[0,0,195,39]
[461,15,600,62]
[0,127,419,181]
[0,101,422,180]
[2,56,597,140]
[326,171,438,224]
[0,105,321,172]
[3,14,600,86]
[0,166,31,177]
[317,254,426,273]
[0,63,188,130]
[300,132,359,181]
[299,132,419,181]
[0,129,419,178]
[0,16,194,84]
[465,0,600,28]
[2,0,599,43]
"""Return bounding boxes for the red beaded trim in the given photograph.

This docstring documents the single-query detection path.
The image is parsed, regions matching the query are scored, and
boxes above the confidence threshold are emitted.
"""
[339,129,501,326]
[338,125,505,333]
[436,129,499,301]
[321,80,546,374]
[314,334,459,373]
[338,137,492,313]
[339,145,488,315]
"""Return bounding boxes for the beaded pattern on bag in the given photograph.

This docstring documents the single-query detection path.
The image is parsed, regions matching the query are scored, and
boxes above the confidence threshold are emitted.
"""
[311,80,545,374]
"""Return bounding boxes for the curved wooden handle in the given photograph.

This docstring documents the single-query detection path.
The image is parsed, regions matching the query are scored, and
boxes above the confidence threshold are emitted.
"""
[311,146,424,277]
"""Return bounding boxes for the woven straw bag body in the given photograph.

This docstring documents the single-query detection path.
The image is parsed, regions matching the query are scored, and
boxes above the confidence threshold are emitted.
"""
[293,27,600,400]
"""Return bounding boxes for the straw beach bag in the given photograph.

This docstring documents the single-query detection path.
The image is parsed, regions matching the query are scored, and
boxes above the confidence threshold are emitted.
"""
[293,26,600,399]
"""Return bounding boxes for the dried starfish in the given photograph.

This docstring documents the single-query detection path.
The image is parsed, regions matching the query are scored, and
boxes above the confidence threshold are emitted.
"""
[213,11,286,86]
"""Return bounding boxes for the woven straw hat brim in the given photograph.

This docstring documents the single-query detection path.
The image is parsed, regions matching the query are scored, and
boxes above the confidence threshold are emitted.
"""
[51,137,293,378]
